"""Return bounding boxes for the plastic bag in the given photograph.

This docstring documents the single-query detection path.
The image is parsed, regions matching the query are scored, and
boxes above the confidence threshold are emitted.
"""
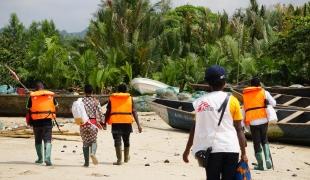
[177,92,192,101]
[192,91,206,99]
[266,105,278,122]
[72,98,89,125]
[0,85,15,94]
[134,96,151,112]
[156,87,178,100]
[235,161,251,180]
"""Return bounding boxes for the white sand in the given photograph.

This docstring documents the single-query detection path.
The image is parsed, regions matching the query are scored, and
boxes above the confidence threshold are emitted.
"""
[0,113,310,180]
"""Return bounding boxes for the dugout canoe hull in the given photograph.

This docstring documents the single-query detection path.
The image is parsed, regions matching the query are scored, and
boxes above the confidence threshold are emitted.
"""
[148,98,195,131]
[265,87,310,97]
[0,94,109,117]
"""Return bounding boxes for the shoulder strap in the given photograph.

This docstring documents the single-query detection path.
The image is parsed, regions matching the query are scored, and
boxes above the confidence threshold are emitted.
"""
[217,93,231,126]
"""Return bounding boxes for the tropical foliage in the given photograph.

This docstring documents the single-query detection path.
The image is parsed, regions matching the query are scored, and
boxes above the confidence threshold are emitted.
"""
[0,0,309,92]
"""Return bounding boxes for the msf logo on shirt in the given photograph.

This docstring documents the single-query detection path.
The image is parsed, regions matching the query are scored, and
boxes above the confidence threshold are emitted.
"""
[197,101,214,112]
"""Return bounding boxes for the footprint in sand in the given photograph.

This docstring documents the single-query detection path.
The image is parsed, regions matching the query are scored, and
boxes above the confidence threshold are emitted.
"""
[90,173,110,177]
[18,170,34,175]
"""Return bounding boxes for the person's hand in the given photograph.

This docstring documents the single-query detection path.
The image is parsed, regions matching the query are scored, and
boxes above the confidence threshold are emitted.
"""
[99,122,107,130]
[183,149,190,163]
[138,126,142,133]
[241,154,248,163]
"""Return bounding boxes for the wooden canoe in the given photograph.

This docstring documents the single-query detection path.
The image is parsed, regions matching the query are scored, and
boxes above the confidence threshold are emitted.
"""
[149,98,310,145]
[229,89,310,110]
[0,94,109,117]
[189,83,310,97]
[148,99,195,131]
[265,86,310,97]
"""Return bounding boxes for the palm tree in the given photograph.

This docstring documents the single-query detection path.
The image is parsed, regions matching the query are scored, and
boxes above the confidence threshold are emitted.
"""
[87,0,165,78]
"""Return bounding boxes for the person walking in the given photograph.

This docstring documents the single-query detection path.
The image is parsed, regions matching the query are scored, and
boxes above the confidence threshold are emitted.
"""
[183,65,248,180]
[243,77,276,170]
[104,84,142,165]
[80,85,105,167]
[27,81,57,166]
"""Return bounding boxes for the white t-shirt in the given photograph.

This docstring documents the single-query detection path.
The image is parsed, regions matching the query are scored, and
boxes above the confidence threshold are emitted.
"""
[192,91,242,154]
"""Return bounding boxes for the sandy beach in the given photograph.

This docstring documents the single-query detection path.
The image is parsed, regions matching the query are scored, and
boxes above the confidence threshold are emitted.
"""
[0,113,310,180]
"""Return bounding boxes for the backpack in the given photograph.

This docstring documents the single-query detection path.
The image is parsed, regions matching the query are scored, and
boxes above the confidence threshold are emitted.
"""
[71,98,89,125]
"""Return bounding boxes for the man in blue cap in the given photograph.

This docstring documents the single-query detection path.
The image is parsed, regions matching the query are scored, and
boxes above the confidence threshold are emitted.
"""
[183,65,248,180]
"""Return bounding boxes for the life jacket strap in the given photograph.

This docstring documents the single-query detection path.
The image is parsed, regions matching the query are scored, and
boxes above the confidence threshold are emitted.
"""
[31,111,56,114]
[245,106,266,113]
[110,112,132,115]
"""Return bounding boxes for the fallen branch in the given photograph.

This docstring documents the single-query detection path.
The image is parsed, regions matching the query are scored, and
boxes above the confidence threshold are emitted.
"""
[0,130,80,136]
[0,134,32,138]
[0,133,81,142]
[52,137,81,142]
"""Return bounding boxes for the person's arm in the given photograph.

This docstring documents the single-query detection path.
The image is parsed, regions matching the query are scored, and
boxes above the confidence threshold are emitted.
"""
[26,97,32,126]
[26,97,32,109]
[266,91,276,107]
[53,98,59,108]
[231,96,248,162]
[183,124,195,163]
[95,98,106,129]
[132,98,142,133]
[104,101,111,125]
[234,121,248,162]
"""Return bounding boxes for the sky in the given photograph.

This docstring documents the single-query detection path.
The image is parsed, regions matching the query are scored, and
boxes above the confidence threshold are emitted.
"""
[0,0,308,32]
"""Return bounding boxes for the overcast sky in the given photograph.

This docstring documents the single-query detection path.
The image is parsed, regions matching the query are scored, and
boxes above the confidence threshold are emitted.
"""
[0,0,308,32]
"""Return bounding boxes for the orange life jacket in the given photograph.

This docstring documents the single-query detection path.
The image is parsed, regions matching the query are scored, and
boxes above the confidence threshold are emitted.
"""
[30,90,56,120]
[107,93,134,125]
[243,87,267,125]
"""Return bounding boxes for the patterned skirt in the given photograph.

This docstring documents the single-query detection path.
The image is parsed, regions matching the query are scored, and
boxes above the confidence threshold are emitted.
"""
[80,121,98,147]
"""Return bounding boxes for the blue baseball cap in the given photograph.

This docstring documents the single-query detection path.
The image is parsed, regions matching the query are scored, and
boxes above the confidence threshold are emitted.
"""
[204,65,226,82]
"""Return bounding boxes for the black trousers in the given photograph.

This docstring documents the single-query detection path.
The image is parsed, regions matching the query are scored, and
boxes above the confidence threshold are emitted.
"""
[33,126,53,144]
[112,133,130,147]
[205,152,239,180]
[250,123,268,153]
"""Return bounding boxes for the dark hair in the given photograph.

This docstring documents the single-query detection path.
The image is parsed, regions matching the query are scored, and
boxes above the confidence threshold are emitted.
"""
[84,84,93,94]
[117,83,127,93]
[34,80,44,90]
[208,79,226,91]
[251,77,261,87]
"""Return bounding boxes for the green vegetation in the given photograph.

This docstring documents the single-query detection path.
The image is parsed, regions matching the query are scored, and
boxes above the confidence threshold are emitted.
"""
[0,0,309,92]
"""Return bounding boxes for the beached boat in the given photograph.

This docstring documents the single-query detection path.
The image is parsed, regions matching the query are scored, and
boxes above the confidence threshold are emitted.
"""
[189,85,310,109]
[230,89,310,110]
[189,83,310,97]
[130,78,179,94]
[265,86,310,97]
[149,98,310,145]
[148,98,195,130]
[0,94,109,117]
